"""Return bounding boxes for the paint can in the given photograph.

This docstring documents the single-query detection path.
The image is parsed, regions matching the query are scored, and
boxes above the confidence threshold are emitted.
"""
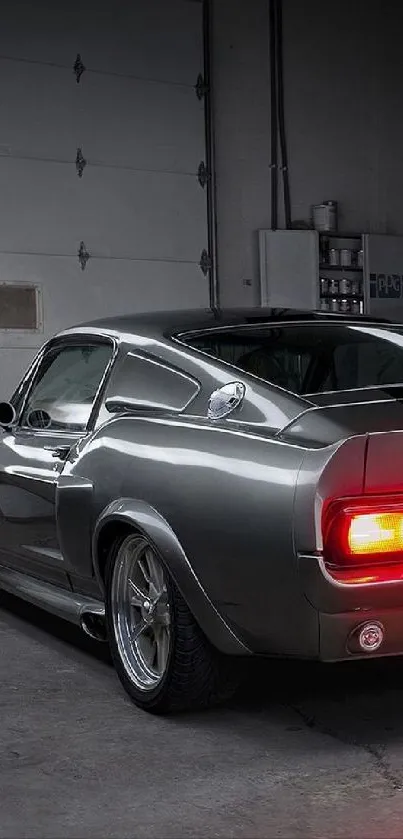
[329,278,339,295]
[340,248,353,267]
[329,248,339,266]
[320,277,329,296]
[351,278,361,296]
[339,278,353,295]
[312,201,338,232]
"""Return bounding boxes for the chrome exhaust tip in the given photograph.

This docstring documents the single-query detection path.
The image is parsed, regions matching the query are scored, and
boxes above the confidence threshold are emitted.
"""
[80,610,107,642]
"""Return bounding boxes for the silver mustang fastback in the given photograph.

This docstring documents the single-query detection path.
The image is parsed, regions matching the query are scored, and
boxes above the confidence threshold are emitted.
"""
[1,308,403,713]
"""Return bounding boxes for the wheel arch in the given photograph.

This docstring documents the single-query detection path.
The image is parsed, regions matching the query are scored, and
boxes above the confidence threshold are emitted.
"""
[93,498,251,657]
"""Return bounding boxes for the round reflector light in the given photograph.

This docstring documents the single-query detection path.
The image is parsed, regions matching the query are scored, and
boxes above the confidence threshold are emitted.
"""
[358,622,384,652]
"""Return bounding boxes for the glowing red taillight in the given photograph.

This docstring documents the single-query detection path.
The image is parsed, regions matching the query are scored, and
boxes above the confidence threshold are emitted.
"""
[349,511,403,555]
[322,496,403,584]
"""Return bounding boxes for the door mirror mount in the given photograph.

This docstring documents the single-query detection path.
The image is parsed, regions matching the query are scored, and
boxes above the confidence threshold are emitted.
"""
[0,402,17,428]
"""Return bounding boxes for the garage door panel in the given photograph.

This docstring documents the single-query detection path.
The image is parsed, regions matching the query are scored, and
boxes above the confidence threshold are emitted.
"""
[78,75,205,173]
[0,252,207,345]
[42,258,208,332]
[80,169,207,261]
[0,160,207,261]
[0,61,205,175]
[0,62,77,161]
[63,259,208,322]
[0,0,203,86]
[81,0,203,83]
[0,159,82,254]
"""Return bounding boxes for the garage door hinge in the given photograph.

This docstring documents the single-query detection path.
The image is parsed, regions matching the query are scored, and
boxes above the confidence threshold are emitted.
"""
[197,161,210,189]
[78,241,90,270]
[75,147,87,178]
[73,53,86,83]
[199,249,212,276]
[195,73,208,100]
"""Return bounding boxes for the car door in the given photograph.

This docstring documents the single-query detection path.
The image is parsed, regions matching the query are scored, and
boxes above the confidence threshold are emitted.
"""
[0,335,115,587]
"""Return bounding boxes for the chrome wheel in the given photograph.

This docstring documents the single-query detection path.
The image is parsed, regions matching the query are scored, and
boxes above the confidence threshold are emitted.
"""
[110,534,171,691]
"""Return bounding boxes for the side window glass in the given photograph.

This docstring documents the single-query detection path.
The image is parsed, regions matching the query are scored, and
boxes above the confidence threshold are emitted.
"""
[237,347,310,393]
[187,333,311,393]
[95,350,200,427]
[20,343,113,432]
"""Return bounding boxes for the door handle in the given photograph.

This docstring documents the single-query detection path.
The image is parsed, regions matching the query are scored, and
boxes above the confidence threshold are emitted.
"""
[44,445,71,460]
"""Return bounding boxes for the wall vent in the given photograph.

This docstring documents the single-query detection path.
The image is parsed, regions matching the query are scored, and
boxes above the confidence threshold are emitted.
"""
[0,284,38,330]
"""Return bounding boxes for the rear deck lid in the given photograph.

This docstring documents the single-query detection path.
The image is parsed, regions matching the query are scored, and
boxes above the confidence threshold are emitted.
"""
[280,397,403,447]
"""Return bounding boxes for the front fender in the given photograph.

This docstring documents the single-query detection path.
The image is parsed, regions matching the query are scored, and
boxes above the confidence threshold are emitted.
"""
[93,498,251,656]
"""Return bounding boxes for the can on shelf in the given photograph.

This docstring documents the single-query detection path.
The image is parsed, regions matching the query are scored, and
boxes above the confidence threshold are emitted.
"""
[320,277,329,296]
[329,248,339,266]
[330,298,340,312]
[329,278,339,295]
[340,298,350,313]
[357,249,364,268]
[351,299,361,314]
[351,278,361,296]
[320,298,331,311]
[340,248,353,267]
[339,278,353,295]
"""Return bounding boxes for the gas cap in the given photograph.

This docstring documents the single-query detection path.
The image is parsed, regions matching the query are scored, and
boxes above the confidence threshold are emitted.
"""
[207,382,245,420]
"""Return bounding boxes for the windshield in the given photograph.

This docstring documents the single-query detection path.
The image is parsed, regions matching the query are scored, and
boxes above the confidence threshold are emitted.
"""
[183,323,403,395]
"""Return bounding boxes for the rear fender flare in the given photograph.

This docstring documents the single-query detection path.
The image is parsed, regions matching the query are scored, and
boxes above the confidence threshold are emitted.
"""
[93,498,250,656]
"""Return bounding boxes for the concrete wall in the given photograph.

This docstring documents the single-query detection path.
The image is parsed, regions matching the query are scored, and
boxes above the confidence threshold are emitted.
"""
[212,0,403,306]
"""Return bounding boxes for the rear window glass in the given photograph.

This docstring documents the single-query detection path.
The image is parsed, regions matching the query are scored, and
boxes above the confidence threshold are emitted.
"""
[183,323,403,395]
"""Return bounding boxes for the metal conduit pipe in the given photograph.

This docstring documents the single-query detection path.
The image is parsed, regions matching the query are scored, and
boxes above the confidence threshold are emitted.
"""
[275,0,292,229]
[269,0,278,230]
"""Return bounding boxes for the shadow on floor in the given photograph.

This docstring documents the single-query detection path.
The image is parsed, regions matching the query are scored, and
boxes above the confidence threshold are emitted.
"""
[0,590,111,664]
[3,589,403,758]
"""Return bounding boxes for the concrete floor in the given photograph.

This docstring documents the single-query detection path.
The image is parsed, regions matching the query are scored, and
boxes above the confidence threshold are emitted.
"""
[2,595,403,839]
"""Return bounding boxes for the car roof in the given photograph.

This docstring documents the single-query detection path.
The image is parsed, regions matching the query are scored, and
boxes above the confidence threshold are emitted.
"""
[60,308,392,342]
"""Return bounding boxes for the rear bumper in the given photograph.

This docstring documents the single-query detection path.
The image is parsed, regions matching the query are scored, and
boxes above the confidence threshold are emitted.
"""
[299,553,403,661]
[320,609,403,661]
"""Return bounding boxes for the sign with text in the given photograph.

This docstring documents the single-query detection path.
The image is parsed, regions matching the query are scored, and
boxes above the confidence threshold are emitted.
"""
[370,273,403,299]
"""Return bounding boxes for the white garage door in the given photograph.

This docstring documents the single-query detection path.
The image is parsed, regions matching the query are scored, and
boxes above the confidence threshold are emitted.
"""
[0,0,210,397]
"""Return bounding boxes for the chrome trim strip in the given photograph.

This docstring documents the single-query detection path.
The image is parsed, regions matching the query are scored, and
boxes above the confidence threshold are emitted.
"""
[298,552,403,590]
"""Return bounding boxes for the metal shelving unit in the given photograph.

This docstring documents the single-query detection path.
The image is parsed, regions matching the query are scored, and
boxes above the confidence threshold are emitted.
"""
[318,232,364,314]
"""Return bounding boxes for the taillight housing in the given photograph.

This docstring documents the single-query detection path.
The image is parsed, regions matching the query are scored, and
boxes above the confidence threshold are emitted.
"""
[322,495,403,584]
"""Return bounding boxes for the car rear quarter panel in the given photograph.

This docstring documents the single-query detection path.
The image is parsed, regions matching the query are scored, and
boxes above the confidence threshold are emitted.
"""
[67,414,321,657]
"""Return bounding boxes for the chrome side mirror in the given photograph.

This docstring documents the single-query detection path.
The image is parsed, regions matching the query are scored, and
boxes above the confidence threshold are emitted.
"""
[0,401,16,428]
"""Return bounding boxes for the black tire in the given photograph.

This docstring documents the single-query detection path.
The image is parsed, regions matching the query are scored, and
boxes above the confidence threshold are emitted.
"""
[105,532,240,714]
